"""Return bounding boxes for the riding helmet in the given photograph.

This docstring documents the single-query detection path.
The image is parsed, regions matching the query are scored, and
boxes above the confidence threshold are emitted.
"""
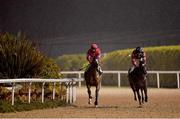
[135,46,143,53]
[91,43,98,49]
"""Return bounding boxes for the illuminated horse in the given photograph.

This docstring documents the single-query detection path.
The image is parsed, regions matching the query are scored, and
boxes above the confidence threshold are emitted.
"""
[128,59,148,106]
[84,58,102,107]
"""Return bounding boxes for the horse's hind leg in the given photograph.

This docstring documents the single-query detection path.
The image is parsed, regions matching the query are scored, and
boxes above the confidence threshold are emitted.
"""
[87,85,92,104]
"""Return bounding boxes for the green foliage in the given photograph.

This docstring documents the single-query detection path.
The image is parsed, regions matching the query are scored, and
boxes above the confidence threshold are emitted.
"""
[0,32,44,78]
[0,100,66,113]
[56,45,180,88]
[0,32,66,112]
[102,45,180,71]
[55,54,87,71]
[102,49,132,70]
[0,101,15,113]
[145,46,180,71]
[40,58,61,79]
[102,45,180,88]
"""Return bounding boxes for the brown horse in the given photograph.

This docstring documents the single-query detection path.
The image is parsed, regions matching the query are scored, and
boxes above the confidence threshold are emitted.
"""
[84,58,102,107]
[128,66,148,106]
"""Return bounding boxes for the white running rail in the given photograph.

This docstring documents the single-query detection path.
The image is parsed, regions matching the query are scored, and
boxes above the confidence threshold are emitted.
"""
[61,70,180,88]
[0,78,84,105]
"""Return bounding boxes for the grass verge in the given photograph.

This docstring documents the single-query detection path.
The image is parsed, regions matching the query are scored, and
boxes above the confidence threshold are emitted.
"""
[0,100,67,113]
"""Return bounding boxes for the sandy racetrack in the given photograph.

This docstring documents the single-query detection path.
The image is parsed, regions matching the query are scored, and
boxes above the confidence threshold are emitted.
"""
[0,87,180,118]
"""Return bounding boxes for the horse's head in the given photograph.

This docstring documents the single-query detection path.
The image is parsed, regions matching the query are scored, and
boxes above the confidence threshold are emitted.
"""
[130,66,145,81]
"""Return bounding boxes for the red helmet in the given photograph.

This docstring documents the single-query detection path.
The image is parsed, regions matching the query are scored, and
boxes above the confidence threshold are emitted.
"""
[91,43,98,49]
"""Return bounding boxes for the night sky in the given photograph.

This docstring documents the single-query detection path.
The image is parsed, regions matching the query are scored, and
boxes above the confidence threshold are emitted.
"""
[1,0,180,56]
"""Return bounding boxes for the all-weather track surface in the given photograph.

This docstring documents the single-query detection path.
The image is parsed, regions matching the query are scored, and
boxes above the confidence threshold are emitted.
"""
[0,87,180,118]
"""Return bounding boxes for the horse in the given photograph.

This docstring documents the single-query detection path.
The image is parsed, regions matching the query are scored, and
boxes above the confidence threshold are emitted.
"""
[84,58,102,107]
[128,61,148,107]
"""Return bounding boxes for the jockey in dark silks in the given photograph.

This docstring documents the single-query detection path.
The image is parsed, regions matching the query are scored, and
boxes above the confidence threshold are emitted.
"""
[86,43,103,75]
[129,47,147,78]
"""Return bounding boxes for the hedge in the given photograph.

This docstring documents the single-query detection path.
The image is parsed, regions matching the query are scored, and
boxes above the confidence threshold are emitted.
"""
[56,45,180,88]
[0,32,65,110]
[102,45,180,88]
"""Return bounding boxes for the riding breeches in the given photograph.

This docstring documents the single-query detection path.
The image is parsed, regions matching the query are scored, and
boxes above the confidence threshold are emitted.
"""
[97,65,103,75]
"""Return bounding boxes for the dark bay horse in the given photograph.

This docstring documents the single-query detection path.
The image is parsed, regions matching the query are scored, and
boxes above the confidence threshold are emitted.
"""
[128,65,148,106]
[84,59,102,107]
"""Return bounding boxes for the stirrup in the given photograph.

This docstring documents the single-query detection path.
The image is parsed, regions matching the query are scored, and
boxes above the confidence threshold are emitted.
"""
[99,71,103,75]
[143,74,147,80]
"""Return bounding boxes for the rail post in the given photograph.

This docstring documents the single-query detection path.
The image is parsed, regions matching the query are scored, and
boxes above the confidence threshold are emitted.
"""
[28,82,32,103]
[177,73,179,88]
[59,82,63,100]
[78,73,82,87]
[157,73,160,88]
[66,83,69,103]
[118,73,121,87]
[53,82,56,100]
[69,82,73,103]
[11,83,15,106]
[42,82,45,103]
[72,82,76,102]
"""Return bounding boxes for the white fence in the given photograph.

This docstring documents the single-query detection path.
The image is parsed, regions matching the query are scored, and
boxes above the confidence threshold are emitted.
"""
[0,78,83,105]
[61,70,180,88]
[2,71,179,105]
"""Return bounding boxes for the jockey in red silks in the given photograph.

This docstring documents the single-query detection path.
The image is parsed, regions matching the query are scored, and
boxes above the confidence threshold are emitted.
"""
[129,46,147,76]
[86,43,103,75]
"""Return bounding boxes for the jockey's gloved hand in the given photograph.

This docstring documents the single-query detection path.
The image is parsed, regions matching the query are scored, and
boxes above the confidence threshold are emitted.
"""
[95,59,99,63]
[140,58,143,61]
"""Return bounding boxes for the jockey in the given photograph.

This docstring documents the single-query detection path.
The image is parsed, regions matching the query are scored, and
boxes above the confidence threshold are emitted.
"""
[129,46,147,76]
[86,43,103,75]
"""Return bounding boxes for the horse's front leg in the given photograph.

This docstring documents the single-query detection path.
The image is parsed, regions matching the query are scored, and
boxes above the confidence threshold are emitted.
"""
[144,87,148,102]
[87,85,92,104]
[136,88,142,106]
[133,89,137,101]
[131,83,137,101]
[129,78,137,101]
[141,88,144,103]
[94,84,100,107]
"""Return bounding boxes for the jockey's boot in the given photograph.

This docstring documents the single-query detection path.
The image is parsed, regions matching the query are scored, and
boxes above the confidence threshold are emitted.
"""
[143,74,147,81]
[129,67,135,75]
[143,69,147,80]
[99,69,103,75]
[97,66,103,76]
[142,65,147,74]
[145,75,147,80]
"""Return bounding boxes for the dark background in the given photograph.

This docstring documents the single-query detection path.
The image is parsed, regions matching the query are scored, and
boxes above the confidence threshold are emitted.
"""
[1,0,180,57]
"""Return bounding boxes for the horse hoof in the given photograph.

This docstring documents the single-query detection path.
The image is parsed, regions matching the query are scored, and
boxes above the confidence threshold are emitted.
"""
[145,98,148,102]
[138,105,143,108]
[95,105,98,108]
[88,99,92,105]
[94,101,98,106]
